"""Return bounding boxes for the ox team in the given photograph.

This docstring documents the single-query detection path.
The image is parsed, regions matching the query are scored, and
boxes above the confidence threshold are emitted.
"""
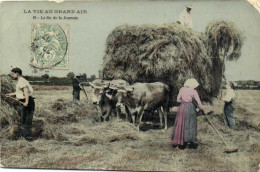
[89,77,236,150]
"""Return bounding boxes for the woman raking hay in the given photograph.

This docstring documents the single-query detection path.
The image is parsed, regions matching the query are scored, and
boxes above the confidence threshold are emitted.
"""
[170,78,204,149]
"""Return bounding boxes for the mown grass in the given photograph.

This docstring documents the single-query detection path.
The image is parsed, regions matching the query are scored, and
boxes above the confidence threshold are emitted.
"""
[1,89,259,171]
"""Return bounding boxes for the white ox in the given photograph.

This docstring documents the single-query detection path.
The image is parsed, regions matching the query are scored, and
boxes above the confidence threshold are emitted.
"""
[115,82,170,131]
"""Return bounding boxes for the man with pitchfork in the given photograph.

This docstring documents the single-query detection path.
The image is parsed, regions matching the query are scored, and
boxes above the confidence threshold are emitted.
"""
[6,67,35,141]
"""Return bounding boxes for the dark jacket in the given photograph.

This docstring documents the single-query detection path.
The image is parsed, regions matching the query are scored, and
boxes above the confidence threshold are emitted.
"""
[72,77,81,91]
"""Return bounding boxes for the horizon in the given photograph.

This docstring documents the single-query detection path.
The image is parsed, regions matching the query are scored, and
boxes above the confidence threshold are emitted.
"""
[2,74,260,82]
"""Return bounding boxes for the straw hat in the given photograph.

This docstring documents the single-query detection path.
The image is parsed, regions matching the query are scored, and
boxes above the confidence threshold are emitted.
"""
[184,78,199,88]
[186,5,193,9]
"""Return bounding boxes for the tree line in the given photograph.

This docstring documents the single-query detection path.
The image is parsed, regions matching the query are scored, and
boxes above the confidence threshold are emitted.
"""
[22,73,260,89]
[23,72,96,86]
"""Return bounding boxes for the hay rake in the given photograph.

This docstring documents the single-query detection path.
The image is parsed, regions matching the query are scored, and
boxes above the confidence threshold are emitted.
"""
[200,110,238,153]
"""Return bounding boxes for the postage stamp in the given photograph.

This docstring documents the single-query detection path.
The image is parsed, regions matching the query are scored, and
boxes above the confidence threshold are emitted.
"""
[30,23,69,69]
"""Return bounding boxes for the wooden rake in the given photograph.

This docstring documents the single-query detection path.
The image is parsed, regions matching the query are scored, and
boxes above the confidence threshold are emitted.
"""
[201,110,238,153]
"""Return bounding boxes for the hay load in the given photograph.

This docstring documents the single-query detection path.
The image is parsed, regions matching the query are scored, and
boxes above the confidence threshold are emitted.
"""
[205,21,243,94]
[101,21,243,105]
[206,21,243,61]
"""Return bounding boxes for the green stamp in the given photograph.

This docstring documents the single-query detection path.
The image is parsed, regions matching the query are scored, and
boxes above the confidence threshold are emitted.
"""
[31,23,69,69]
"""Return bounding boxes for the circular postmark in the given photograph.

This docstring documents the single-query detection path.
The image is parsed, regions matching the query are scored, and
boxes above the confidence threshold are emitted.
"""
[31,24,68,69]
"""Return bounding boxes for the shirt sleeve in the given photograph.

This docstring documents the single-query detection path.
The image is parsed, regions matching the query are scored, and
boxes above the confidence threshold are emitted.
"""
[189,18,193,28]
[193,90,203,109]
[178,11,185,24]
[18,79,29,90]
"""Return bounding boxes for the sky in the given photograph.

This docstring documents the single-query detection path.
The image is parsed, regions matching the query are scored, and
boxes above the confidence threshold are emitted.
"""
[0,0,259,81]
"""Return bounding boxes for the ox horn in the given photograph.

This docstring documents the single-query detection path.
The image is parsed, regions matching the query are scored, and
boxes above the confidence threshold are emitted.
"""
[109,86,118,90]
[89,82,103,89]
[125,86,134,92]
[102,82,110,89]
[118,89,127,93]
[89,82,95,87]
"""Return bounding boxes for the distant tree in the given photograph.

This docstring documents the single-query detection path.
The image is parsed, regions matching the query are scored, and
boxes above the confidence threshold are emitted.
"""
[23,75,30,80]
[245,80,256,85]
[236,80,243,85]
[89,74,96,82]
[67,72,75,79]
[257,81,260,87]
[41,74,49,80]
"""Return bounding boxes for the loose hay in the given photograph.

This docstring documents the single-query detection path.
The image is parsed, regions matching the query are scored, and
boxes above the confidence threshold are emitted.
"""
[107,133,139,143]
[7,124,20,140]
[45,113,78,125]
[52,101,67,111]
[53,155,101,168]
[41,129,67,141]
[101,21,243,105]
[74,137,98,146]
[1,144,42,157]
[65,128,86,135]
[31,119,45,138]
[79,118,141,144]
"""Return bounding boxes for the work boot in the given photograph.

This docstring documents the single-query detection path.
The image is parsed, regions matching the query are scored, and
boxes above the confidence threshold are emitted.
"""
[188,142,198,149]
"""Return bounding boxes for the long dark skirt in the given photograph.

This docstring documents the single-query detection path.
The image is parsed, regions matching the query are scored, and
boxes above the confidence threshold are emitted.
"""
[171,102,197,145]
[224,100,235,129]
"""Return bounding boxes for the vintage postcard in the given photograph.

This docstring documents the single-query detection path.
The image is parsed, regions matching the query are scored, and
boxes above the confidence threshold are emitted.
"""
[0,0,259,171]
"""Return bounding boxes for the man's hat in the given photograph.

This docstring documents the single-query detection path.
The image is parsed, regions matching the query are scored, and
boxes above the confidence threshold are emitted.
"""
[186,5,192,9]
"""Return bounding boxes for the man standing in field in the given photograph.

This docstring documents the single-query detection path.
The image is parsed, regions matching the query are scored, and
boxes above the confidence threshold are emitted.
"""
[6,68,35,141]
[219,74,236,129]
[72,74,82,101]
[177,5,193,28]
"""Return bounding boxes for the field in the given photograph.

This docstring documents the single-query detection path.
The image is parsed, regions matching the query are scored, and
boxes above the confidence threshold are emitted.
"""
[1,87,260,171]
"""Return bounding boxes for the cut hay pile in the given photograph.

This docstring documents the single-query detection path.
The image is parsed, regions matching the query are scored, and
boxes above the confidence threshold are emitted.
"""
[72,118,141,146]
[40,98,99,141]
[1,75,21,139]
[101,21,243,105]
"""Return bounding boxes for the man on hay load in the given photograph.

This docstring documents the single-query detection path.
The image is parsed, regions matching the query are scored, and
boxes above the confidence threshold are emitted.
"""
[177,5,193,28]
[6,67,35,142]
